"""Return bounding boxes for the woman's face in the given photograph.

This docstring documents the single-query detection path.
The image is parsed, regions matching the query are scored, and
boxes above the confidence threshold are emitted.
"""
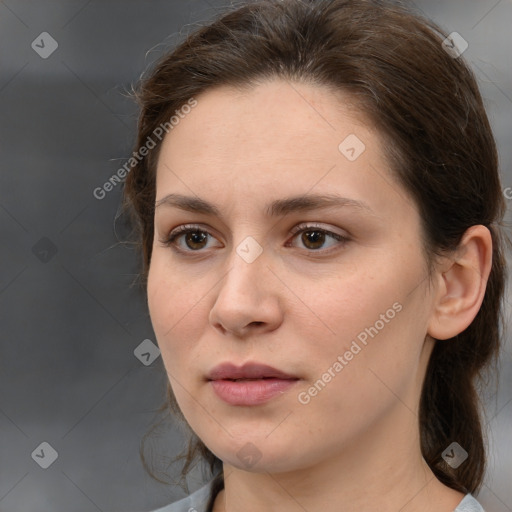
[147,79,437,473]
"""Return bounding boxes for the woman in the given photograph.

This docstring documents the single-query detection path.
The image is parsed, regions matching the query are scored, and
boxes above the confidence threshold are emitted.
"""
[123,0,509,510]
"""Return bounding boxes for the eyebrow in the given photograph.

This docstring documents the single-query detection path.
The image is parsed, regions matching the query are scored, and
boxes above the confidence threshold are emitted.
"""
[155,192,375,218]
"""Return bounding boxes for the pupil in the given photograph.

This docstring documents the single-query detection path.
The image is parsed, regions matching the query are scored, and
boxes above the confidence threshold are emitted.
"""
[187,231,207,249]
[303,230,324,249]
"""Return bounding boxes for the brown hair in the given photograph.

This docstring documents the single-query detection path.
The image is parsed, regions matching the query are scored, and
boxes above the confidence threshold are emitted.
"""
[123,0,509,497]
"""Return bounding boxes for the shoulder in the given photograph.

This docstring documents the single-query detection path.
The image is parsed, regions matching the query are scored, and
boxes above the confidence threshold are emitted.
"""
[454,494,486,512]
[148,478,216,512]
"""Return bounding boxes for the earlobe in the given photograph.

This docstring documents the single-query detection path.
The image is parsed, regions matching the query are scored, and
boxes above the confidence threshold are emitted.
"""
[427,225,493,341]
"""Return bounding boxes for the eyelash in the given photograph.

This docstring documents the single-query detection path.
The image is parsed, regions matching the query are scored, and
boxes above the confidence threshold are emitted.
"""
[159,223,350,256]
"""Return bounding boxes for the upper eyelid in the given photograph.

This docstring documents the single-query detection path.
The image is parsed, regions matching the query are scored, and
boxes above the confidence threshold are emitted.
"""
[167,222,346,237]
[289,222,347,235]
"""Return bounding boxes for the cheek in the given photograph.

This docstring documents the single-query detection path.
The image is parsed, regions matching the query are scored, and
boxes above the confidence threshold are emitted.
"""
[292,302,422,447]
[298,262,401,347]
[147,254,206,365]
[148,250,200,328]
[296,254,426,394]
[147,261,175,339]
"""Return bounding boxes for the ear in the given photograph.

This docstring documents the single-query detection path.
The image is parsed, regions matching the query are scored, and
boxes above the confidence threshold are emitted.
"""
[427,225,493,341]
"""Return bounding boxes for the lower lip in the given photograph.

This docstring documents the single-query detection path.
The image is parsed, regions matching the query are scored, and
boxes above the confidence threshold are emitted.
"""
[209,378,299,406]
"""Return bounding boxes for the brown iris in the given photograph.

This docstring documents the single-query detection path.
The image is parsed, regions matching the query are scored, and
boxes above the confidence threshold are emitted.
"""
[301,230,326,250]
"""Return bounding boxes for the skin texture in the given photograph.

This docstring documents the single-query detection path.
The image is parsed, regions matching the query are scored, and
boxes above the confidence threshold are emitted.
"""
[147,79,492,512]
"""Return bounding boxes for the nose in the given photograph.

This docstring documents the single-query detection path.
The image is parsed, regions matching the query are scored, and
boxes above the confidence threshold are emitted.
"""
[209,241,283,337]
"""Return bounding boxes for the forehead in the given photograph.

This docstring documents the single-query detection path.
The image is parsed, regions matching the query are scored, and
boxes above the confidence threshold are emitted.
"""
[154,79,413,220]
[159,79,367,167]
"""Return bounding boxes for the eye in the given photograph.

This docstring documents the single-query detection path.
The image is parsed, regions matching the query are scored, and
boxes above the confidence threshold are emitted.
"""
[159,223,350,254]
[286,223,350,252]
[159,224,221,252]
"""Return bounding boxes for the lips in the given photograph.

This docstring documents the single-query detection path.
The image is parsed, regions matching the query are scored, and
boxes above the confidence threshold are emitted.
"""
[206,361,298,381]
[207,362,300,406]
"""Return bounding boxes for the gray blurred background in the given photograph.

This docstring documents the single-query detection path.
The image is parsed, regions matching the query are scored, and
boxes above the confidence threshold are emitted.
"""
[0,1,510,511]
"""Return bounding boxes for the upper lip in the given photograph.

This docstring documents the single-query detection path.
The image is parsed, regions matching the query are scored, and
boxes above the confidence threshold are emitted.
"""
[207,362,299,381]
